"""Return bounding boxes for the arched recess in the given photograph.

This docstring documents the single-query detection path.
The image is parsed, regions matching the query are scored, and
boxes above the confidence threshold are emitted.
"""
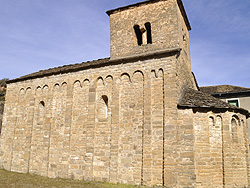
[106,75,113,84]
[26,87,32,95]
[120,73,131,83]
[133,70,144,83]
[209,116,215,127]
[231,115,240,143]
[53,83,60,92]
[82,79,90,88]
[36,86,42,95]
[69,78,89,179]
[47,81,68,177]
[11,87,31,172]
[216,116,223,128]
[96,76,107,120]
[97,77,104,86]
[73,80,82,88]
[151,70,157,78]
[158,69,164,77]
[71,78,90,179]
[83,79,90,84]
[42,85,49,94]
[20,88,25,95]
[150,68,164,185]
[118,70,144,184]
[62,82,67,88]
[209,115,223,185]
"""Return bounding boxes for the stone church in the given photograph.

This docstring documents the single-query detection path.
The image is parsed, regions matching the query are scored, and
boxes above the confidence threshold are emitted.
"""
[0,0,249,187]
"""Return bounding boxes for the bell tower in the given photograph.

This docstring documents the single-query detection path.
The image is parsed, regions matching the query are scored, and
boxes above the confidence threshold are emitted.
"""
[107,0,191,61]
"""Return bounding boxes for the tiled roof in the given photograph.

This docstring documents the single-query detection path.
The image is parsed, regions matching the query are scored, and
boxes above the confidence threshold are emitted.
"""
[7,58,110,84]
[178,88,249,116]
[200,85,250,94]
[7,47,181,84]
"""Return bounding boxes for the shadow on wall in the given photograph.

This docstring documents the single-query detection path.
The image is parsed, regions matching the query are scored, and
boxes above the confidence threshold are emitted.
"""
[0,102,4,134]
[0,78,8,133]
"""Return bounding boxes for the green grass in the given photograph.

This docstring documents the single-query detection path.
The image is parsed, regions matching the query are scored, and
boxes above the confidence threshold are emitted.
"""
[0,169,145,188]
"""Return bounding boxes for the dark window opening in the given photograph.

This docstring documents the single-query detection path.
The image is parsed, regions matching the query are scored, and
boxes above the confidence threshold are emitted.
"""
[227,99,239,107]
[145,22,152,44]
[134,23,152,46]
[38,101,45,125]
[98,95,109,119]
[102,95,108,108]
[134,25,143,46]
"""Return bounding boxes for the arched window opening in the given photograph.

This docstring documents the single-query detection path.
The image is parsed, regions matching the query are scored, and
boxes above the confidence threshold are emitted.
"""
[134,22,152,46]
[98,95,108,119]
[134,25,143,46]
[145,22,152,44]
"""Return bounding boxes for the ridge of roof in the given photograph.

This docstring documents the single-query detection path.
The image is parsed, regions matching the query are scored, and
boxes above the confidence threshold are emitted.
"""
[200,85,250,94]
[178,88,249,116]
[106,0,191,31]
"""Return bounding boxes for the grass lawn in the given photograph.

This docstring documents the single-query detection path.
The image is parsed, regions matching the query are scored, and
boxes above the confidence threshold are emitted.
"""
[0,169,145,188]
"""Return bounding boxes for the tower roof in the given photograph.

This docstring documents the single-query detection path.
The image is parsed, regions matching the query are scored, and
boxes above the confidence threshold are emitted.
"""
[106,0,191,31]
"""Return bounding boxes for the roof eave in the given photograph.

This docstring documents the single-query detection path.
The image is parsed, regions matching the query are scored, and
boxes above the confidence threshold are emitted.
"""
[177,104,250,118]
[6,47,181,84]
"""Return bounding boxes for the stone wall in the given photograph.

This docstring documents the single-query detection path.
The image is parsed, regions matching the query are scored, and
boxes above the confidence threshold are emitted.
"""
[0,0,249,187]
[1,55,198,187]
[2,54,248,187]
[109,0,189,60]
[193,110,249,188]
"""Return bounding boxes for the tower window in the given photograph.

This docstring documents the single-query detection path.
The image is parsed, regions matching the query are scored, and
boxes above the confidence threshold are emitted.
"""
[145,22,152,44]
[134,22,152,46]
[134,25,143,46]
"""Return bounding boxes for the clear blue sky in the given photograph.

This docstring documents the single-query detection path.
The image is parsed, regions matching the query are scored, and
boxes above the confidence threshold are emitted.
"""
[0,0,249,87]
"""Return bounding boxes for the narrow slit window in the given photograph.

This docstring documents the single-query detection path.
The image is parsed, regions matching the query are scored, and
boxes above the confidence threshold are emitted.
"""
[98,95,108,119]
[38,101,45,125]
